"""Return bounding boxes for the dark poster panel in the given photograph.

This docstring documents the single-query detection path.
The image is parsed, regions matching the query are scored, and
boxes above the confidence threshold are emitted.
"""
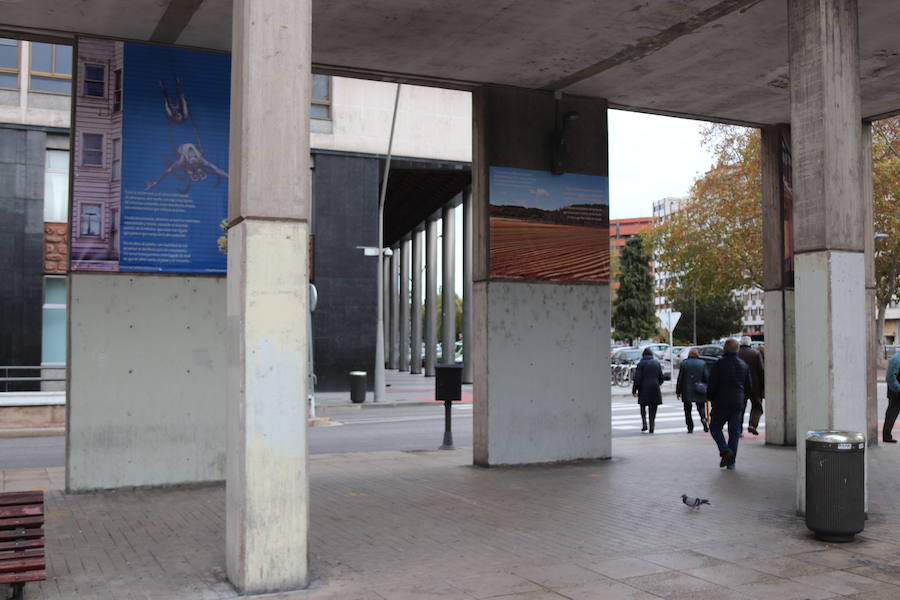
[72,37,230,274]
[780,131,794,287]
[488,166,610,283]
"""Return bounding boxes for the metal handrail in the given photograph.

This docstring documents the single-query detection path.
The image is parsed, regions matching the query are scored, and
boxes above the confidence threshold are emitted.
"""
[0,365,66,391]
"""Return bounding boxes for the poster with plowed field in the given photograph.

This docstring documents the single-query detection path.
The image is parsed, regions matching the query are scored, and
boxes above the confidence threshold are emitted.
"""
[489,167,609,283]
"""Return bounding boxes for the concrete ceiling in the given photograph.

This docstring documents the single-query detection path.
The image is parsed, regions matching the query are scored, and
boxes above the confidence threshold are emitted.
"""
[1,0,899,125]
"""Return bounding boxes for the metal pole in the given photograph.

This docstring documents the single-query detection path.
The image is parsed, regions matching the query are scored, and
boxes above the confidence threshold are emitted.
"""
[374,84,401,403]
[425,218,438,377]
[411,229,423,374]
[399,238,411,371]
[692,296,697,346]
[439,400,455,450]
[461,188,473,383]
[441,204,456,364]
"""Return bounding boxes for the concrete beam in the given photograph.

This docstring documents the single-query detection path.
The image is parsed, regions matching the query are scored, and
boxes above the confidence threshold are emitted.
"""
[462,188,473,384]
[411,229,423,375]
[399,237,411,372]
[441,205,456,364]
[424,218,438,377]
[389,247,400,370]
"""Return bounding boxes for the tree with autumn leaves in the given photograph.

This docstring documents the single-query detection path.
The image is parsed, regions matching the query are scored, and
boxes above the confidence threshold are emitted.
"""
[651,117,900,346]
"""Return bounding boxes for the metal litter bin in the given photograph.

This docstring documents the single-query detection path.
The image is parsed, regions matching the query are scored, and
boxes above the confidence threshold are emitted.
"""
[349,371,367,404]
[806,430,865,542]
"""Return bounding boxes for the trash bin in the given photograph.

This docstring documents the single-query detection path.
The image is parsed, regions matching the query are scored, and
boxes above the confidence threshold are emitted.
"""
[435,364,463,401]
[349,371,366,404]
[806,430,865,542]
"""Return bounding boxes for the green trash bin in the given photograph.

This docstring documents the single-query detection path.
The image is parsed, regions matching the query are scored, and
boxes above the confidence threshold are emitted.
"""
[805,430,865,542]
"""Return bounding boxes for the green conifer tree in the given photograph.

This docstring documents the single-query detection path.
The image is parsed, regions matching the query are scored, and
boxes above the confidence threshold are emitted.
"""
[612,236,657,342]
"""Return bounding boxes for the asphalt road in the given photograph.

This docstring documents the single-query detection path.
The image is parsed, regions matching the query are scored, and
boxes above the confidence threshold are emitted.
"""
[1,382,891,470]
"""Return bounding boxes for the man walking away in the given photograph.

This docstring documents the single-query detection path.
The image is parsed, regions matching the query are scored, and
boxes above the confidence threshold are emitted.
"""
[883,350,900,443]
[676,349,708,433]
[707,339,752,469]
[632,347,664,433]
[738,336,765,435]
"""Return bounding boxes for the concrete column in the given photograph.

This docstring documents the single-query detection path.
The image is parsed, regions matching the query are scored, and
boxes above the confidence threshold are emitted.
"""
[226,0,310,592]
[382,255,390,365]
[862,122,878,446]
[472,86,610,466]
[441,205,456,364]
[410,229,423,374]
[399,237,411,371]
[462,187,473,383]
[389,246,400,370]
[789,0,866,514]
[761,124,796,447]
[424,218,438,376]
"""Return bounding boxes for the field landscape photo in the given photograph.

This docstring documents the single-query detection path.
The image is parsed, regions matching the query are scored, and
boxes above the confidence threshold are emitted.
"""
[489,167,610,282]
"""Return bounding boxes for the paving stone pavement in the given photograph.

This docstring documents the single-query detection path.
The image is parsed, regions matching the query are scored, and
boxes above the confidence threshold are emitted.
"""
[10,433,900,599]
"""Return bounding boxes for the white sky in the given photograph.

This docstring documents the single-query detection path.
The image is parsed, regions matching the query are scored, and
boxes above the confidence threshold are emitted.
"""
[607,109,716,219]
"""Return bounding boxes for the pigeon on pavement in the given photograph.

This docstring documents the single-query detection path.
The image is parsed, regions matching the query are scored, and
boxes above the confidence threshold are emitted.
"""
[681,494,711,510]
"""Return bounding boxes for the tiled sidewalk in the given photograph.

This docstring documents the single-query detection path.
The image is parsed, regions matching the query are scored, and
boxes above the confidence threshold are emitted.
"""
[12,434,900,599]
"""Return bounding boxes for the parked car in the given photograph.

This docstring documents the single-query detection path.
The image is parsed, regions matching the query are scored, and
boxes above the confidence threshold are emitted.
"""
[672,346,691,368]
[640,343,670,360]
[695,344,725,375]
[612,347,672,381]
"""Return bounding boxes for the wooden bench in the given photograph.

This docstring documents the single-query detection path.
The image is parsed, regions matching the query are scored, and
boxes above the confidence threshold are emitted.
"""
[0,491,45,600]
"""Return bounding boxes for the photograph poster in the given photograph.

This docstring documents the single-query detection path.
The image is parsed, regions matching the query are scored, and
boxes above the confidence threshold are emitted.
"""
[71,37,230,274]
[489,166,610,283]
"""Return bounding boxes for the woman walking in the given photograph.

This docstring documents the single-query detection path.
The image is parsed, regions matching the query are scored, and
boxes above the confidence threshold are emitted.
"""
[632,347,664,433]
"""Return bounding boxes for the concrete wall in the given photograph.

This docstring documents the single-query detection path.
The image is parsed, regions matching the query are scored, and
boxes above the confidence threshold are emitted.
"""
[0,125,45,381]
[310,78,471,163]
[475,281,611,465]
[311,152,379,390]
[68,273,227,490]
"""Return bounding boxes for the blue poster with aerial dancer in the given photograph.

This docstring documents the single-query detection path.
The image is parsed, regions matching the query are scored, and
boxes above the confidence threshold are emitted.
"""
[119,43,230,273]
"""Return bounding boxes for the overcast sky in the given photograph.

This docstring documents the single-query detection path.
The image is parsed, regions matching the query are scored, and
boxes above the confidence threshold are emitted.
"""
[607,109,716,220]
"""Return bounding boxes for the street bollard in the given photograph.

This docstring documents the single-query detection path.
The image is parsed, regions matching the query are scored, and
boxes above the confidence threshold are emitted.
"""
[435,364,463,450]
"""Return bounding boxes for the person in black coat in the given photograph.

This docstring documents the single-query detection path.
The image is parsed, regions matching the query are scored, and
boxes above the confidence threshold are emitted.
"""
[632,347,664,433]
[676,349,708,433]
[738,336,765,435]
[707,338,752,469]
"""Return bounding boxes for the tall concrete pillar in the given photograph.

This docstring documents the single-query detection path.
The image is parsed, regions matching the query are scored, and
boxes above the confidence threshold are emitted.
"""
[761,124,796,447]
[424,218,438,376]
[462,187,473,383]
[389,246,400,370]
[226,0,310,592]
[441,205,456,364]
[789,0,866,514]
[383,255,390,365]
[399,237,411,372]
[472,86,611,466]
[410,228,423,374]
[862,122,878,446]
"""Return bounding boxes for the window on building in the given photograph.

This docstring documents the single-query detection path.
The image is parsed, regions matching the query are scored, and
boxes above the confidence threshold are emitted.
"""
[111,138,121,181]
[112,69,122,112]
[42,277,67,365]
[30,42,72,93]
[44,149,69,222]
[83,63,106,98]
[311,74,331,120]
[80,203,102,236]
[82,133,103,167]
[0,38,19,90]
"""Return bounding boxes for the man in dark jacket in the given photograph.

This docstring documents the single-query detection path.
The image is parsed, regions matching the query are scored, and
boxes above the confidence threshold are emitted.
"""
[676,348,708,433]
[707,338,752,469]
[738,336,765,435]
[632,347,664,433]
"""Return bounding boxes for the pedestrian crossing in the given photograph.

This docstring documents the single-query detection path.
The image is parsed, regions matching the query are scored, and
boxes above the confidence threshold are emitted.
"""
[611,401,765,435]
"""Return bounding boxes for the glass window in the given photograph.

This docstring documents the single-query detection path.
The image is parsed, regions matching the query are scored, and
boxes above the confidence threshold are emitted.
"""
[80,203,101,236]
[42,277,67,365]
[111,138,121,181]
[82,133,103,167]
[311,74,331,121]
[0,38,18,89]
[44,149,69,222]
[30,42,72,94]
[112,69,122,112]
[83,63,105,98]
